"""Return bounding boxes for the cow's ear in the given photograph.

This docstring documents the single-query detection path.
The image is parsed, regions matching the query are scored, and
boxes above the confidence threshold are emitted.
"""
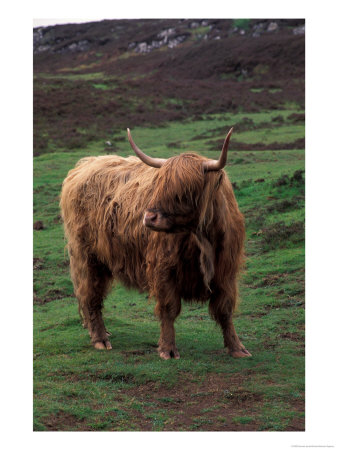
[216,173,224,190]
[193,233,214,292]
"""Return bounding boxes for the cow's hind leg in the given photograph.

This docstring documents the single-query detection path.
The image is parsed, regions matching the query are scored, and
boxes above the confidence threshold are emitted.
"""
[69,247,113,350]
[155,297,181,360]
[209,291,251,358]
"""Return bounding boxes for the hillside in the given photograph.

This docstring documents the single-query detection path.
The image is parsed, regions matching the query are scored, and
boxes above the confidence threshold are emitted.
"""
[33,18,304,155]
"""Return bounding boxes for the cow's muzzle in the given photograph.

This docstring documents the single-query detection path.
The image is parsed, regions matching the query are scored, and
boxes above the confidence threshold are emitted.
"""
[143,210,171,231]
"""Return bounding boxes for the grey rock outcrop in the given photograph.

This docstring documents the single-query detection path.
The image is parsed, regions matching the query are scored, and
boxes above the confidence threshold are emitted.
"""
[293,25,305,35]
[267,22,278,32]
[133,29,188,53]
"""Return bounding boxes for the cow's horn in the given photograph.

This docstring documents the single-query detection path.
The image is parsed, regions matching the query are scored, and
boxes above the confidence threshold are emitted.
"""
[127,129,166,168]
[203,128,233,172]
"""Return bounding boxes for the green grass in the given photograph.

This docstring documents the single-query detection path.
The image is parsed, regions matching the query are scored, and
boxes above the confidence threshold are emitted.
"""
[34,72,107,81]
[92,83,110,90]
[190,26,210,40]
[233,19,251,31]
[33,109,304,431]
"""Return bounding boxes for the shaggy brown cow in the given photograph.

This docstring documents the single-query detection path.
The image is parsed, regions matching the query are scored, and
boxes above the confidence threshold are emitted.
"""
[60,128,251,359]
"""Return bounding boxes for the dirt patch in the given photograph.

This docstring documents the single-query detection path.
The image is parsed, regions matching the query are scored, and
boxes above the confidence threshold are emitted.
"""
[33,257,44,271]
[41,411,89,431]
[274,169,305,187]
[257,273,289,287]
[279,332,303,342]
[39,369,304,431]
[266,198,303,213]
[259,221,304,252]
[34,220,45,230]
[248,312,268,318]
[34,288,67,304]
[33,292,45,305]
[112,373,300,431]
[287,415,305,431]
[288,112,305,123]
[45,288,65,300]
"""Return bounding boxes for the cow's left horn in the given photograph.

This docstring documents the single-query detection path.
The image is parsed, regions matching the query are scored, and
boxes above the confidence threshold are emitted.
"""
[203,128,233,172]
[127,129,166,168]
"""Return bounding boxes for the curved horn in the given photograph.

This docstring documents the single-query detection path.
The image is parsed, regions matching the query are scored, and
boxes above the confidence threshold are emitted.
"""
[127,128,167,168]
[203,127,233,172]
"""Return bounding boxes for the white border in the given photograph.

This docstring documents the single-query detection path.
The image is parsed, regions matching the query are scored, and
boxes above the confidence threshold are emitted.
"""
[2,1,337,448]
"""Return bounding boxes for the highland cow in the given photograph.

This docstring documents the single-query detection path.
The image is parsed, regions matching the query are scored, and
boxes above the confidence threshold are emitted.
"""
[60,128,251,359]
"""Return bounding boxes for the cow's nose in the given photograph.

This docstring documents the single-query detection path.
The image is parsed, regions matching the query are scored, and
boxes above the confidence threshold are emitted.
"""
[144,211,158,225]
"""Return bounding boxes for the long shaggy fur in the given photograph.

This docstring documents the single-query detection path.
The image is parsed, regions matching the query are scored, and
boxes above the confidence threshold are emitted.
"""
[60,151,246,355]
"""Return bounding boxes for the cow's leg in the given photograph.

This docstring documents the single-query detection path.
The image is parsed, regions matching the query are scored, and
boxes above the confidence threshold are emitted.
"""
[209,291,251,358]
[69,245,113,350]
[155,297,181,360]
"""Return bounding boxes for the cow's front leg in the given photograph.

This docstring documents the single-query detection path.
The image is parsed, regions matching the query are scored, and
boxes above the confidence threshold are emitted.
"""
[155,297,181,360]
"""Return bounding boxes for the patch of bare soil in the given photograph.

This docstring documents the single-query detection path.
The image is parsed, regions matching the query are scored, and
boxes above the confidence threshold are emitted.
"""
[39,372,304,431]
[41,411,90,431]
[33,257,44,270]
[259,273,289,287]
[33,289,66,304]
[113,373,303,431]
[279,332,303,342]
[34,220,45,230]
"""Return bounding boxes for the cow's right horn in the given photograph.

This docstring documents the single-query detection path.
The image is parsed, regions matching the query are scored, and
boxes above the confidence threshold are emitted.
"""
[127,129,166,168]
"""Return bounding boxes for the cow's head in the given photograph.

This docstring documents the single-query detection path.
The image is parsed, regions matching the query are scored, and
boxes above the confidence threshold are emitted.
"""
[127,128,233,233]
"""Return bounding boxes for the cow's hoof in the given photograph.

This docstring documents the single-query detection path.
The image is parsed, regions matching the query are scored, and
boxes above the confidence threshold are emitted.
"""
[94,340,112,350]
[159,351,171,360]
[159,349,180,360]
[172,349,180,359]
[229,348,252,358]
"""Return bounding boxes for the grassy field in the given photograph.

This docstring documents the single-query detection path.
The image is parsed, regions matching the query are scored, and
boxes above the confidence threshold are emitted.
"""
[33,109,305,431]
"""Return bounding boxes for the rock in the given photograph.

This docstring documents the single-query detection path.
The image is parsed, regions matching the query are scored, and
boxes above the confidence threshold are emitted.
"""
[293,25,305,35]
[68,43,78,52]
[134,34,187,53]
[253,23,265,32]
[267,22,278,32]
[168,35,187,48]
[33,28,43,46]
[135,42,148,53]
[252,22,266,38]
[67,40,89,52]
[157,28,175,40]
[35,45,51,54]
